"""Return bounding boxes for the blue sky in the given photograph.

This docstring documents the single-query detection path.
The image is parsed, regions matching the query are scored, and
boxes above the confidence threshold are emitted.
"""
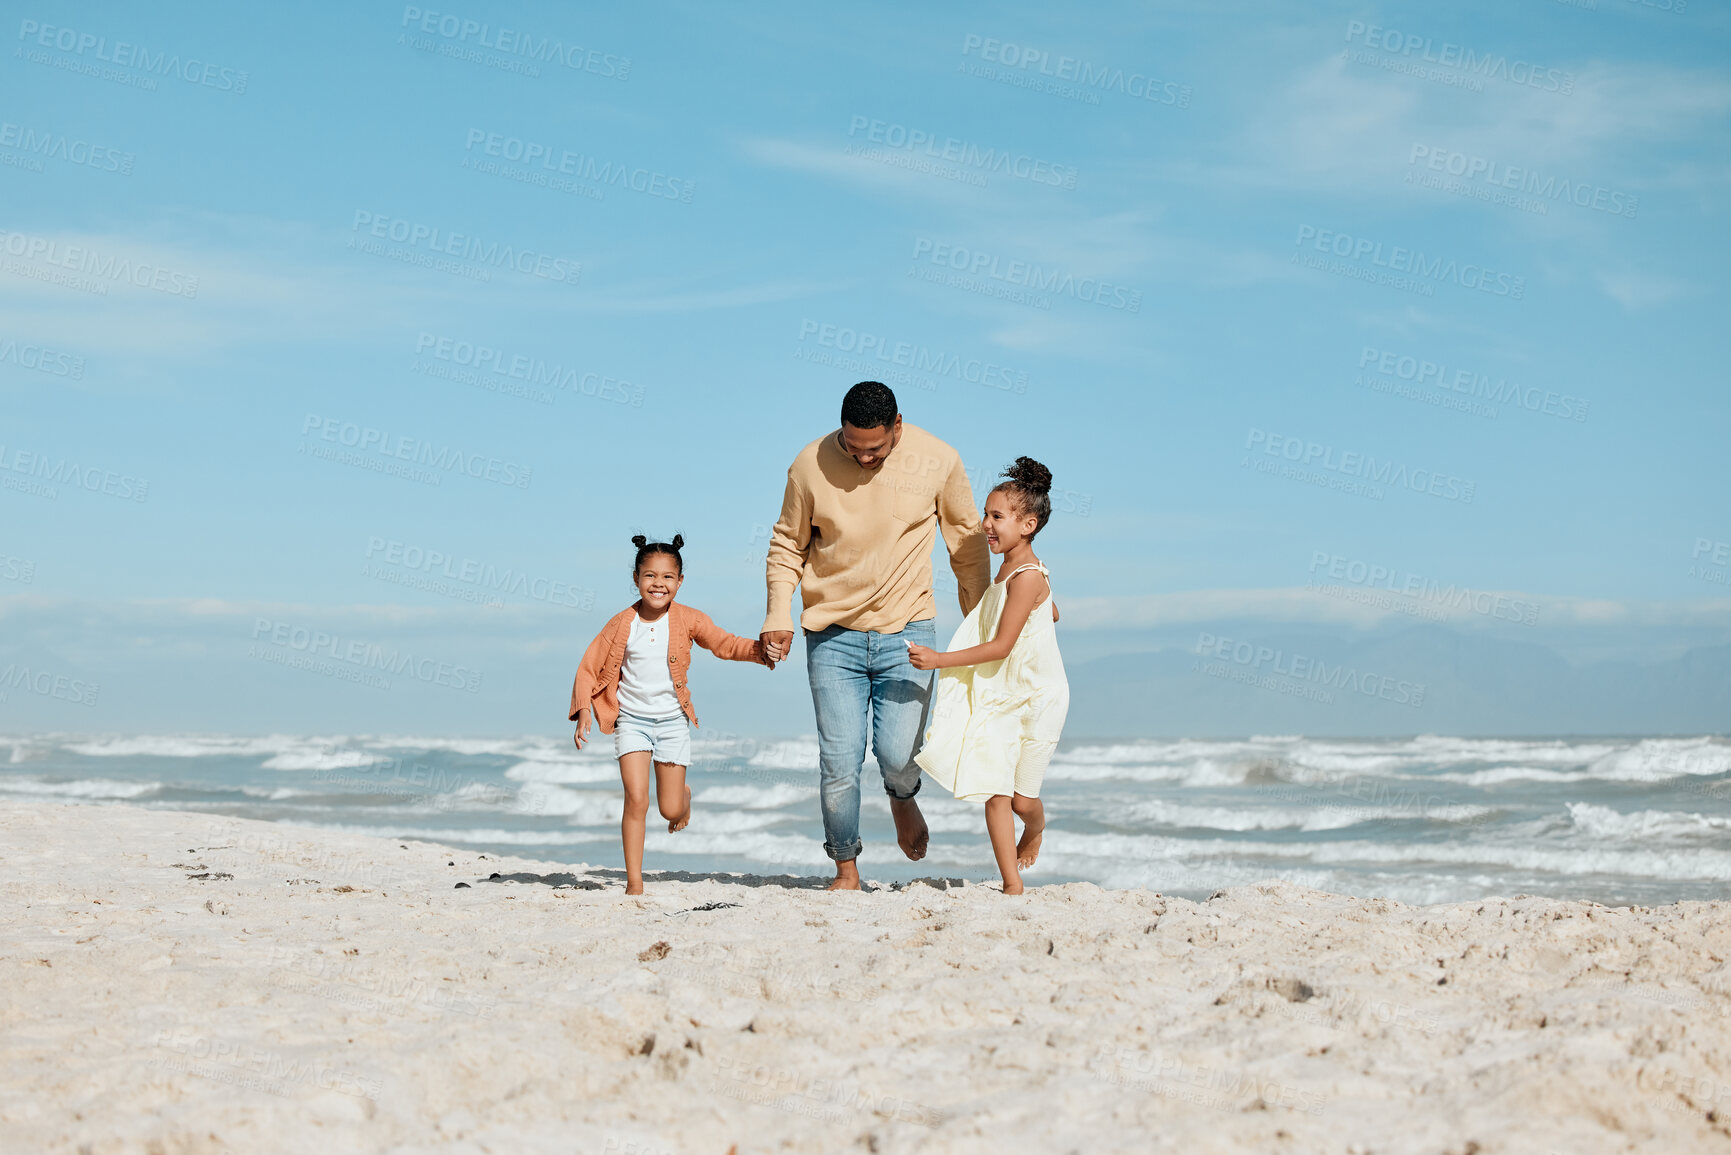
[2,0,1728,734]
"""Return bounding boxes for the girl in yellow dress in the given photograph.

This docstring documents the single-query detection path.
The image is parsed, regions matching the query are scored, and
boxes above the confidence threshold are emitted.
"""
[909,457,1069,894]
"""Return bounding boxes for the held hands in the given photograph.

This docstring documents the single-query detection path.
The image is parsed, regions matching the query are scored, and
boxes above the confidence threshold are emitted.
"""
[573,709,592,749]
[906,642,943,670]
[754,640,778,671]
[760,631,794,668]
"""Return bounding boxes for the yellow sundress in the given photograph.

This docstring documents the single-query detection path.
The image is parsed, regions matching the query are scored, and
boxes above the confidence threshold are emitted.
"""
[915,562,1069,801]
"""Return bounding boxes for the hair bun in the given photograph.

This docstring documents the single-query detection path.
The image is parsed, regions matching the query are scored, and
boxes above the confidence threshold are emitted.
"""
[630,534,648,549]
[670,533,685,550]
[1006,456,1052,493]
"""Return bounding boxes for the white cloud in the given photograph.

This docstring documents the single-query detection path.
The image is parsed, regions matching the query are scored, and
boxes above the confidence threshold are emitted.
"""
[1152,50,1731,199]
[1593,268,1688,310]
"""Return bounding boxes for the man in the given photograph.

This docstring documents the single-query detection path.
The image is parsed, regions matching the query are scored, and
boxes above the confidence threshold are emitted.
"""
[760,381,990,890]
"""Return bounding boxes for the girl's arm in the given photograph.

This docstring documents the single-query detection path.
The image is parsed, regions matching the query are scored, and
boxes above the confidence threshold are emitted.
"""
[689,610,774,667]
[569,623,615,748]
[908,570,1048,671]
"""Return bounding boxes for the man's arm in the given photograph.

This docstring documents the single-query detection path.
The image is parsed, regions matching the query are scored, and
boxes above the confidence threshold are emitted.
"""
[762,467,812,638]
[938,454,990,614]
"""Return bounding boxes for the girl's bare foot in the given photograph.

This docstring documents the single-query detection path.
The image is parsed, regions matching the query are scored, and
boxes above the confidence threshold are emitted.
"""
[1016,823,1044,869]
[667,786,691,832]
[1001,878,1024,895]
[625,880,644,896]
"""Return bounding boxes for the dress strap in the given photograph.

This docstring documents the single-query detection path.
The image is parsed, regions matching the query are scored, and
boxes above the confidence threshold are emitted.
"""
[1004,562,1048,581]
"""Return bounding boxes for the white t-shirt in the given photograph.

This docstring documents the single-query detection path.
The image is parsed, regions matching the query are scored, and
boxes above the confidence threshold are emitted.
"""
[617,611,681,719]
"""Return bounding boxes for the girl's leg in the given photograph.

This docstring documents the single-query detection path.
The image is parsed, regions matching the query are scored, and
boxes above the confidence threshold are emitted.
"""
[1012,793,1045,869]
[619,751,652,894]
[654,761,691,832]
[984,795,1023,895]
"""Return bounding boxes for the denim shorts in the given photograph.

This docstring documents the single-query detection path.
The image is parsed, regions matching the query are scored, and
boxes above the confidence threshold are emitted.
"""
[613,711,691,765]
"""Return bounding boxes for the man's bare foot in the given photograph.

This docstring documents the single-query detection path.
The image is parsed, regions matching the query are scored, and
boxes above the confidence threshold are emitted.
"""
[826,860,862,891]
[1001,878,1024,895]
[625,880,644,896]
[890,797,929,861]
[667,786,691,833]
[1016,822,1044,870]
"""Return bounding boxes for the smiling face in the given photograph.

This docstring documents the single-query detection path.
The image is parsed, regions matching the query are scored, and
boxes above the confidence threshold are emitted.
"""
[983,490,1039,555]
[633,553,683,612]
[839,417,902,470]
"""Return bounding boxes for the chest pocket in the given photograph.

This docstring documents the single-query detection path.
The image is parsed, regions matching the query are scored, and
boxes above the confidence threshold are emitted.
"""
[891,479,936,525]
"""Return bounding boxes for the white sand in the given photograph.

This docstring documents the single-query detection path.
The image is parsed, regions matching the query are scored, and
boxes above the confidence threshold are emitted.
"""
[3,800,1729,1154]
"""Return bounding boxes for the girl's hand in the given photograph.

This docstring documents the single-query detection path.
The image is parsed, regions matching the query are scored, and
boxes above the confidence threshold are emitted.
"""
[906,643,942,670]
[573,710,592,749]
[755,640,777,670]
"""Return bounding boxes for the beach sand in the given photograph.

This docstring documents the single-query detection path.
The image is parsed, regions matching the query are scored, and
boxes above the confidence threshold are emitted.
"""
[2,799,1728,1153]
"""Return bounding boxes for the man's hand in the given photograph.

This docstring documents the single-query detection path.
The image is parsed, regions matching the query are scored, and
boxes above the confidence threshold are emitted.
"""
[760,631,794,666]
[906,643,943,671]
[573,709,592,749]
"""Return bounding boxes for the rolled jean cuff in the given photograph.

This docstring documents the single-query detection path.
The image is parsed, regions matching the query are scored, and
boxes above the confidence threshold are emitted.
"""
[824,838,863,863]
[884,777,922,802]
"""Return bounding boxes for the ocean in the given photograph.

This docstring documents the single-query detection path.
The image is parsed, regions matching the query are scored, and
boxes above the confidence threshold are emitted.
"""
[3,733,1728,906]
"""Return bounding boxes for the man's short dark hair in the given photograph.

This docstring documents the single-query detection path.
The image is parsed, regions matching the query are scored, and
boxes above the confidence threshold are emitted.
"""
[840,381,898,430]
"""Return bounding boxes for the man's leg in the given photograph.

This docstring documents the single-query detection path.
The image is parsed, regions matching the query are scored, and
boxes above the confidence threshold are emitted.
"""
[806,625,870,889]
[871,617,935,862]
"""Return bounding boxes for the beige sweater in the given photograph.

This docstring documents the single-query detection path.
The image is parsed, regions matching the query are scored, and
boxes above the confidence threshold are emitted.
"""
[763,423,990,635]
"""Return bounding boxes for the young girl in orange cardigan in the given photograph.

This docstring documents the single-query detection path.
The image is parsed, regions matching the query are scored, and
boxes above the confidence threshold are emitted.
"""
[569,534,771,894]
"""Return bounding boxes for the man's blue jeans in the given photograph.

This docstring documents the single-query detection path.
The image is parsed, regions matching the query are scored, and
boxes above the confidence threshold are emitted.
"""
[805,618,936,862]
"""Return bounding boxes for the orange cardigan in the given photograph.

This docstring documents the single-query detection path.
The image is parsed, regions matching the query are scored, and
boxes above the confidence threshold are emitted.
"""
[568,601,765,732]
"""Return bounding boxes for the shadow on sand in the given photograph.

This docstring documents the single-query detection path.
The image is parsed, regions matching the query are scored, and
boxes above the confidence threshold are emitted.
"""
[476,869,969,892]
